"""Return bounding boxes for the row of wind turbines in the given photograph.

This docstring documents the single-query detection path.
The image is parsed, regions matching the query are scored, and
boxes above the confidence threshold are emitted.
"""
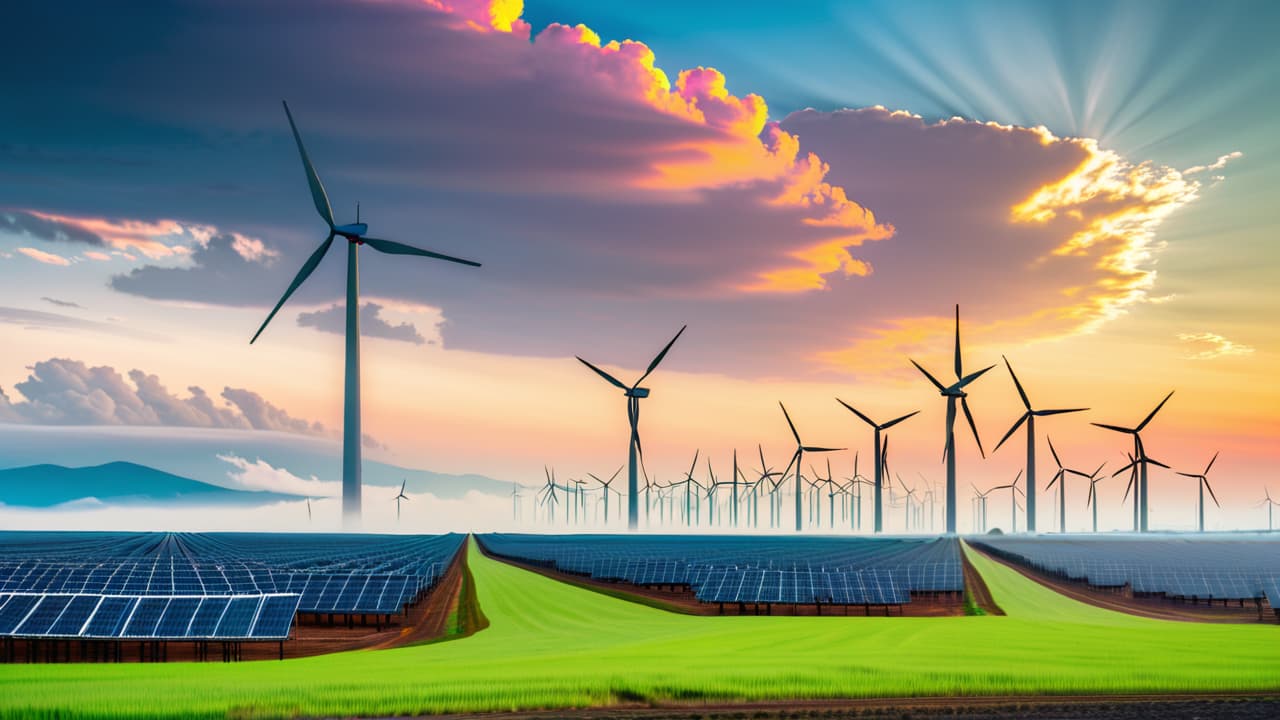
[550,306,1276,535]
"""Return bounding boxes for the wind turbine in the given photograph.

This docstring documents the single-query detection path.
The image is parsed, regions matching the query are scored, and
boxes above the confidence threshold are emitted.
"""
[1044,437,1080,533]
[909,305,994,535]
[971,483,996,533]
[836,400,918,534]
[510,483,522,522]
[1176,452,1220,533]
[990,470,1024,534]
[577,326,686,530]
[393,480,409,525]
[1092,391,1174,533]
[588,466,624,525]
[992,356,1087,533]
[251,102,480,529]
[1259,489,1278,531]
[538,467,560,525]
[779,402,843,532]
[306,497,312,525]
[898,475,918,532]
[848,452,874,532]
[1080,463,1109,533]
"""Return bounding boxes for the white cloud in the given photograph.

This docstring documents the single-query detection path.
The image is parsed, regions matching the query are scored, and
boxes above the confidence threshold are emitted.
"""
[217,453,338,497]
[16,246,72,266]
[1177,331,1255,360]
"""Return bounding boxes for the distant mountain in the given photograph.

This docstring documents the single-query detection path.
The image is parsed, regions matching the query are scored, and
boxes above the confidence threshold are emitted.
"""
[0,461,305,508]
[0,425,519,500]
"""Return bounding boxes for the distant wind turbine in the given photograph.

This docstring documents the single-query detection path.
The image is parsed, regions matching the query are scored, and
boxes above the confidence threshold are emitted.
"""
[836,400,918,534]
[577,326,686,530]
[1176,452,1220,533]
[990,470,1024,534]
[909,305,994,534]
[1080,463,1109,533]
[588,466,624,525]
[992,356,1087,533]
[1259,489,1278,531]
[393,480,409,525]
[779,402,843,532]
[1093,391,1174,533]
[251,102,480,529]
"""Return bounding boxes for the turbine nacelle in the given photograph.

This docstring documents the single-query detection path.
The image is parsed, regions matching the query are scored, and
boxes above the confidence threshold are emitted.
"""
[334,222,369,238]
[627,387,651,398]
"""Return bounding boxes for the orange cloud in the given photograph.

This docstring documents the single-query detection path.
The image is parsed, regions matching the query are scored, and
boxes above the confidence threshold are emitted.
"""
[432,1,896,295]
[16,247,71,266]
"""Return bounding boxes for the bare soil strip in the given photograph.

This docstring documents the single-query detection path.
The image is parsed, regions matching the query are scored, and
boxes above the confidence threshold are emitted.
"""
[960,541,1004,615]
[971,544,1275,624]
[411,693,1280,720]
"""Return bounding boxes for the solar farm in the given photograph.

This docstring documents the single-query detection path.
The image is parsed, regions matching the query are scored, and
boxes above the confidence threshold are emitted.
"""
[973,534,1280,619]
[479,534,963,613]
[0,532,463,662]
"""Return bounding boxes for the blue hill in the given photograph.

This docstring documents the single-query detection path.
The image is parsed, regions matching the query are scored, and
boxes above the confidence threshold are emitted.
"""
[0,461,305,508]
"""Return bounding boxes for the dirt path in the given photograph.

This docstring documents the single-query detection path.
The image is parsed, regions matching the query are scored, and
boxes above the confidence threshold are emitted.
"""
[413,693,1280,720]
[372,540,468,649]
[970,544,1272,624]
[960,540,1003,615]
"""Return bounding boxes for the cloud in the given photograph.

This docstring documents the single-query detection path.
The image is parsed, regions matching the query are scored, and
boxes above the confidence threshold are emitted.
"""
[15,247,71,266]
[0,306,158,341]
[0,0,1216,379]
[297,302,428,345]
[0,358,324,435]
[40,296,83,309]
[110,232,281,305]
[1177,332,1256,360]
[1183,151,1243,175]
[1,209,104,245]
[216,453,337,497]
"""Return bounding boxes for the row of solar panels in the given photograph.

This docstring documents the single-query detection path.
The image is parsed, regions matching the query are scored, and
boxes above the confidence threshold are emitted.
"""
[479,534,965,602]
[0,562,436,615]
[973,536,1280,602]
[0,592,299,640]
[176,533,463,578]
[696,568,910,605]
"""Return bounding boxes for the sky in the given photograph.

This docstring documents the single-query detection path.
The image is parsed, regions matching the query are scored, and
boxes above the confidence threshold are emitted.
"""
[0,0,1277,533]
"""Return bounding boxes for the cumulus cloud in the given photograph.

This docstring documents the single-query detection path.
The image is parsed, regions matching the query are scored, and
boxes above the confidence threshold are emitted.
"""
[1177,332,1255,360]
[297,302,427,344]
[110,232,281,305]
[16,247,71,266]
[0,358,323,434]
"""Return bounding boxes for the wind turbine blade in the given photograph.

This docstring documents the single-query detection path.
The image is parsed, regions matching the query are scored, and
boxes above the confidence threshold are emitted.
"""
[250,234,335,344]
[910,360,946,391]
[881,410,920,430]
[609,465,624,483]
[1091,422,1134,434]
[399,479,406,494]
[635,324,686,387]
[282,101,334,227]
[1136,390,1175,431]
[993,412,1029,453]
[1145,457,1170,469]
[835,398,877,428]
[1035,408,1089,417]
[1002,355,1031,410]
[1205,479,1220,508]
[1046,435,1063,468]
[1122,475,1134,502]
[1091,462,1106,478]
[953,304,962,380]
[1204,450,1219,475]
[779,402,802,444]
[576,357,629,390]
[1046,469,1062,490]
[960,396,985,458]
[360,237,481,267]
[802,446,845,453]
[956,364,995,390]
[1175,472,1200,479]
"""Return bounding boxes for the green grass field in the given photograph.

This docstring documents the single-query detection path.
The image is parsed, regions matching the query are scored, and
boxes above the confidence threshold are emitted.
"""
[2,539,1278,718]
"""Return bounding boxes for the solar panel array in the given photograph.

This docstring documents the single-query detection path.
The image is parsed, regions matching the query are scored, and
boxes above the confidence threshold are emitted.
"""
[973,534,1280,602]
[0,531,464,641]
[479,534,962,606]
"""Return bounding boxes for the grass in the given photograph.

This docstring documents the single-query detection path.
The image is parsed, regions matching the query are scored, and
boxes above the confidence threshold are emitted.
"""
[1,538,1278,718]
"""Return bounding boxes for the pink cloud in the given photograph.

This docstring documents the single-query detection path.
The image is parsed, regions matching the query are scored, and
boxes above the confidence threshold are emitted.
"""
[16,247,71,266]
